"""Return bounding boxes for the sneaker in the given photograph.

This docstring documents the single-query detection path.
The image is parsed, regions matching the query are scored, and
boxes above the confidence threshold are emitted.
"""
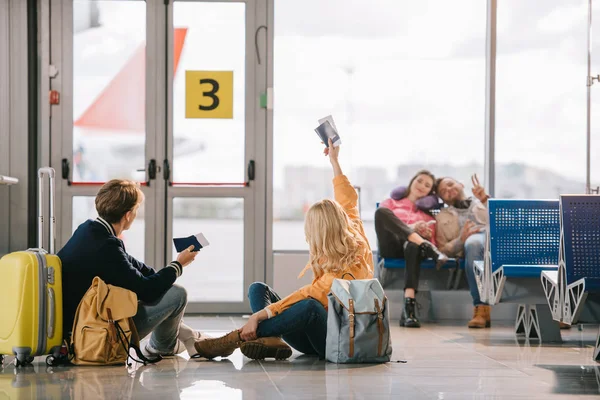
[194,330,243,359]
[142,342,177,358]
[419,240,448,270]
[142,334,210,358]
[240,337,292,360]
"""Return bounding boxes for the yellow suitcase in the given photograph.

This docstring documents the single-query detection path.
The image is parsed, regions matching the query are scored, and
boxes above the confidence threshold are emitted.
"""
[0,168,63,366]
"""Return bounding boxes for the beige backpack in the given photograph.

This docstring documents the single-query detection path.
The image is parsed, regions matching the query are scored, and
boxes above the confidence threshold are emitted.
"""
[70,276,160,366]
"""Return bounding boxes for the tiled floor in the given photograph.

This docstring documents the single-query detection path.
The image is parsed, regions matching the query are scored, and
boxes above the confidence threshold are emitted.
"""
[1,317,599,399]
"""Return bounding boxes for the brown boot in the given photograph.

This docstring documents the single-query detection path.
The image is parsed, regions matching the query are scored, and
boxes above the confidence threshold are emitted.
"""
[194,330,243,359]
[240,337,293,360]
[468,305,491,329]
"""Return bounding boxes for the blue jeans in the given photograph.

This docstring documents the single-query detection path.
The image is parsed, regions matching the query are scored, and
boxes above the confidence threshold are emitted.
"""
[248,282,327,358]
[133,285,187,353]
[464,233,487,306]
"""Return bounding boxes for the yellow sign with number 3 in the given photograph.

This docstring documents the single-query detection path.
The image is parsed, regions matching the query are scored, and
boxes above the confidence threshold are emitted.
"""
[185,71,233,119]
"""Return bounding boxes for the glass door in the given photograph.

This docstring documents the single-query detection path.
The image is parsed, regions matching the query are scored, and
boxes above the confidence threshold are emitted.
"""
[53,0,161,265]
[51,0,270,313]
[166,0,265,313]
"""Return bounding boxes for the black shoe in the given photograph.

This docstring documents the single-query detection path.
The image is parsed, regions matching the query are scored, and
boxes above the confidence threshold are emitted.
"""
[401,297,421,328]
[419,240,448,270]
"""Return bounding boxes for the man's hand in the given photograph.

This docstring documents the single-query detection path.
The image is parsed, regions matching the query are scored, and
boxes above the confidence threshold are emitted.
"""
[239,314,260,341]
[460,220,482,243]
[471,174,490,204]
[176,245,197,267]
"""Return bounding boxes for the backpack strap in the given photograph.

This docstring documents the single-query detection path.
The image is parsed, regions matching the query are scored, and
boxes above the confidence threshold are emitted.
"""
[374,299,384,357]
[114,320,162,366]
[348,299,355,358]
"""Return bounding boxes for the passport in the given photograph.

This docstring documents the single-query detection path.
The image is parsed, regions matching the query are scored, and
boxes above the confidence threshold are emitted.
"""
[173,233,210,253]
[314,119,341,148]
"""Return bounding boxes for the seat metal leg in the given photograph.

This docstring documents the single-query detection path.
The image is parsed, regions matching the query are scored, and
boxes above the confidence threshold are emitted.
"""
[527,304,562,343]
[515,304,528,335]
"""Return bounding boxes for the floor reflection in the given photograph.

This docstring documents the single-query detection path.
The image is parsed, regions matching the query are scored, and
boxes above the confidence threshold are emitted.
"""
[537,364,600,395]
[1,321,600,400]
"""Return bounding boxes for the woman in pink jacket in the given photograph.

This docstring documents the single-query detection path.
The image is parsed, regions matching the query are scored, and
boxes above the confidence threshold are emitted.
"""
[375,170,447,327]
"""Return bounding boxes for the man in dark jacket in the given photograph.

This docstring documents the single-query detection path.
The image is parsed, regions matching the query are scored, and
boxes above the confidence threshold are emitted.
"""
[58,179,203,357]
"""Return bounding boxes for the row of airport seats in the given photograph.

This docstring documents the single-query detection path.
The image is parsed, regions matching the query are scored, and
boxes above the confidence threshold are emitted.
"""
[473,200,561,342]
[473,197,600,361]
[378,197,600,362]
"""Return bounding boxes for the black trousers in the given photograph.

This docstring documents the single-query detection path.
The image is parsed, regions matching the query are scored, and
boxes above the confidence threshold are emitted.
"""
[374,207,422,291]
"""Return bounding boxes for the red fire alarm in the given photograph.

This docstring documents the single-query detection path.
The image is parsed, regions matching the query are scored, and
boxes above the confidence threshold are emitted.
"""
[49,90,60,105]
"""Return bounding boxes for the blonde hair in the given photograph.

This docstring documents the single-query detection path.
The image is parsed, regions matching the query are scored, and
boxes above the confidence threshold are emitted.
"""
[304,199,366,279]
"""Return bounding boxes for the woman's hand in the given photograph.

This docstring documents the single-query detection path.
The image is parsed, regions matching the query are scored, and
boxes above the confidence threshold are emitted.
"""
[324,138,340,163]
[421,227,433,240]
[239,310,267,341]
[413,221,432,239]
[239,315,259,341]
[324,138,343,176]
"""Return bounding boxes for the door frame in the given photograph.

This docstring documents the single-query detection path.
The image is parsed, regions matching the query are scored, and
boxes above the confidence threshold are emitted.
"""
[163,0,269,313]
[50,0,162,267]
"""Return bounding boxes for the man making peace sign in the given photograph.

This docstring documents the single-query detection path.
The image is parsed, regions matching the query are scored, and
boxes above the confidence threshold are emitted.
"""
[434,174,490,329]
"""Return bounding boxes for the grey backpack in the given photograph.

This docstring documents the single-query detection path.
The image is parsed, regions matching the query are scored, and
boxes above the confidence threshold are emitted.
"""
[326,277,392,363]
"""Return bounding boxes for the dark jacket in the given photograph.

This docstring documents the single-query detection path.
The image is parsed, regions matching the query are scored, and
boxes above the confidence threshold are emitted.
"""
[58,217,182,337]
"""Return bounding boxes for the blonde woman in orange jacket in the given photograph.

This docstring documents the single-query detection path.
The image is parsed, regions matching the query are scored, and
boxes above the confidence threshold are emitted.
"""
[194,139,373,360]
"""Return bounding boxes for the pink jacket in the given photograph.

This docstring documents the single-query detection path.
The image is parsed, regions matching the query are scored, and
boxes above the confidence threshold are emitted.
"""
[380,197,437,245]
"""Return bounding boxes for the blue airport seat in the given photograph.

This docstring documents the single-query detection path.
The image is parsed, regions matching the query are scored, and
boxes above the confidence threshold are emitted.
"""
[380,257,463,270]
[502,264,558,278]
[559,195,600,361]
[488,199,560,275]
[561,195,600,293]
[484,199,561,342]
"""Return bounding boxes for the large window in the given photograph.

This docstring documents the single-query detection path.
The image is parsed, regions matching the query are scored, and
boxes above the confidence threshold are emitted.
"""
[273,0,486,250]
[591,2,600,191]
[496,0,587,198]
[72,0,147,183]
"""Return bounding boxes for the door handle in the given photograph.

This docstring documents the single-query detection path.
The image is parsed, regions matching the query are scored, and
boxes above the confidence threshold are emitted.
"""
[247,160,255,182]
[139,159,157,186]
[62,158,71,185]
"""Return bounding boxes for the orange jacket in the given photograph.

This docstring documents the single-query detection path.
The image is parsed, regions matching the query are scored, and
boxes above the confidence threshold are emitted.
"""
[266,175,374,317]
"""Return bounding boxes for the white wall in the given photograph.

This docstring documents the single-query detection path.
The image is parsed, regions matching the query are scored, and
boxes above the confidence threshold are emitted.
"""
[0,0,30,256]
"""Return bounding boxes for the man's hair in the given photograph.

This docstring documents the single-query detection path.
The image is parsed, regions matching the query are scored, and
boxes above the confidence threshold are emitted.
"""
[434,177,447,194]
[95,179,144,224]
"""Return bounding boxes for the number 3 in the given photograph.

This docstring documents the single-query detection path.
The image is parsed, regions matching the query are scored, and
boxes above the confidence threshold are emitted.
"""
[199,78,220,111]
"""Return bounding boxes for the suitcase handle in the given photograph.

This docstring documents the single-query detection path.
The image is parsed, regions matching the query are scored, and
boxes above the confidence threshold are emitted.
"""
[47,287,55,339]
[38,167,56,254]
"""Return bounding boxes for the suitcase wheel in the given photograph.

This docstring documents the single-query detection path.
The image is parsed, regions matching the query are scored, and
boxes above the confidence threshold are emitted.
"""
[46,355,56,366]
[0,355,4,365]
[15,355,34,367]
